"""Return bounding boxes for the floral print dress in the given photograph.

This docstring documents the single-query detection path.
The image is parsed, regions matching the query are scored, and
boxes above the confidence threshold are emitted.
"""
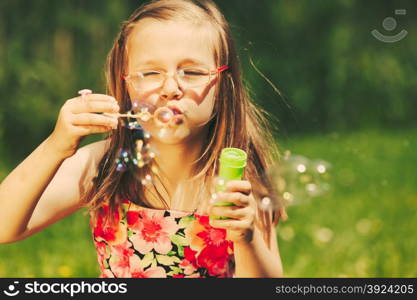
[90,199,235,278]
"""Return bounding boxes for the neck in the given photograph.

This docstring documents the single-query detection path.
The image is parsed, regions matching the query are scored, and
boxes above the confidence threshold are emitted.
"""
[150,135,205,194]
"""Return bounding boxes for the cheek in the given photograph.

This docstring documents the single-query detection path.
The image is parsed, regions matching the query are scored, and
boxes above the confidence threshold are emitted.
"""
[188,92,216,125]
[127,87,160,113]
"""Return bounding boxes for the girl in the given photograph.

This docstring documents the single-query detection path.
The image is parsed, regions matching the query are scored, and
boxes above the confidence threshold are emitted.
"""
[0,0,285,278]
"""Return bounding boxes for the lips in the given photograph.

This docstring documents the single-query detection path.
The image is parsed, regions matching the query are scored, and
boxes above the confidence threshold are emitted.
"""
[167,105,183,115]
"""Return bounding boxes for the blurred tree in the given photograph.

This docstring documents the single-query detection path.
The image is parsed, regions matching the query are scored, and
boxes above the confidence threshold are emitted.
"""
[0,0,416,166]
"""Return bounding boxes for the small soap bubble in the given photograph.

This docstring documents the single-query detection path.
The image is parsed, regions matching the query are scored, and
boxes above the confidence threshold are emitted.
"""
[115,149,131,172]
[157,128,169,139]
[112,100,160,179]
[155,107,174,125]
[131,100,156,114]
[141,174,153,186]
[132,141,158,169]
[259,197,272,211]
[173,125,190,137]
[283,192,294,203]
[136,139,144,153]
[137,161,145,168]
[151,165,159,174]
[139,111,152,122]
[310,159,331,196]
[116,162,126,172]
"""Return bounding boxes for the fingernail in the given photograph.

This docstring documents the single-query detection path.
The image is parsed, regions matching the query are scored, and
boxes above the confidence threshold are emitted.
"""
[113,104,120,112]
[78,89,92,96]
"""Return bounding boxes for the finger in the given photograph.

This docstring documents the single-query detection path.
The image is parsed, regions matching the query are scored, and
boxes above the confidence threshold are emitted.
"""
[209,218,251,230]
[213,191,249,207]
[225,180,252,195]
[70,93,117,103]
[279,207,288,221]
[71,113,119,128]
[75,125,114,136]
[210,206,252,220]
[71,100,120,114]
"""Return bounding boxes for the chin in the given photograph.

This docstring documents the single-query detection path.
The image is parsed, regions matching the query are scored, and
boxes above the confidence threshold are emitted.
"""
[148,125,192,145]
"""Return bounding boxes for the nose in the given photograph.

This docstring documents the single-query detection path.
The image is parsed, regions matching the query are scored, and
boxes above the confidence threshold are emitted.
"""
[160,76,183,101]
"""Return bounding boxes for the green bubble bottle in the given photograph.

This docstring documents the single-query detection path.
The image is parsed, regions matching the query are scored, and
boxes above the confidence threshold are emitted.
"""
[212,147,247,220]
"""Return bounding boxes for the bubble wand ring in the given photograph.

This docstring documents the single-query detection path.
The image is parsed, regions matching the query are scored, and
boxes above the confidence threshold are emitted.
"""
[100,107,187,127]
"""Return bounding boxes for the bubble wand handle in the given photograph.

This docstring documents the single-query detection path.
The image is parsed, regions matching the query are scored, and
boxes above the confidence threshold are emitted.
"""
[100,111,153,122]
[212,147,247,220]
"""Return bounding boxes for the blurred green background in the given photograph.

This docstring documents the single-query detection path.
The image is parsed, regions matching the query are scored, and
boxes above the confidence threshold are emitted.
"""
[0,0,416,277]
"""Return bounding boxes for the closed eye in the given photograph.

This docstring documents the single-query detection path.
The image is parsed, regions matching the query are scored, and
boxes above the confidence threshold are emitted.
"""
[142,70,161,76]
[183,70,208,76]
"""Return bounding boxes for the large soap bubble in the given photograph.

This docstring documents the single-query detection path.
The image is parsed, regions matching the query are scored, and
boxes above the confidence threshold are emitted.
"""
[264,150,332,211]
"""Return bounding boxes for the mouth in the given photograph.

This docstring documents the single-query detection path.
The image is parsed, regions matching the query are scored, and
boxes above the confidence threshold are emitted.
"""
[153,105,185,127]
[167,105,185,125]
[167,105,183,116]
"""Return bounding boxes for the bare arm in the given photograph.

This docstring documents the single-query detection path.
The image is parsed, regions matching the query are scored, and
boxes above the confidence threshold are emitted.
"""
[0,136,68,243]
[0,92,118,244]
[0,139,109,244]
[233,224,284,278]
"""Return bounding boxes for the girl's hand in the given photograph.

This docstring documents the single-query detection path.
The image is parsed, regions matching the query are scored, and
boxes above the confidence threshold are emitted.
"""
[48,92,120,158]
[208,180,257,244]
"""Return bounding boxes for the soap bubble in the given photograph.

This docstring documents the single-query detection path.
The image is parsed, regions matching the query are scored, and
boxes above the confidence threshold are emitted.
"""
[155,107,174,125]
[259,196,272,211]
[115,148,131,172]
[131,100,157,114]
[157,127,169,139]
[114,98,189,188]
[266,150,332,208]
[141,174,153,186]
[135,140,159,168]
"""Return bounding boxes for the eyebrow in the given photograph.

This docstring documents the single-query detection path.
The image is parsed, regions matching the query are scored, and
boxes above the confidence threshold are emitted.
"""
[136,58,209,68]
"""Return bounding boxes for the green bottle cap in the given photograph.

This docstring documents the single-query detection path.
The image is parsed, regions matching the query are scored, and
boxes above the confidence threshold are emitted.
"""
[218,148,247,181]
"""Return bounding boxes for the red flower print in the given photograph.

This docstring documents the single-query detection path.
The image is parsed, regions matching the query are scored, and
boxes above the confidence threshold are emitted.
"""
[126,210,139,227]
[129,209,179,254]
[184,246,197,265]
[95,241,109,272]
[195,215,228,247]
[100,269,115,278]
[129,255,167,278]
[109,240,135,277]
[179,246,198,275]
[93,204,127,245]
[197,242,231,277]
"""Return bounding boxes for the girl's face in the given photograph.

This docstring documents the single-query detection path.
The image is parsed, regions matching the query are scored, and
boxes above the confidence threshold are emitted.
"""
[125,19,219,145]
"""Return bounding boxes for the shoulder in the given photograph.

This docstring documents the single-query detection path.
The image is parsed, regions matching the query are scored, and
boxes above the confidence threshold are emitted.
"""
[69,138,111,188]
[77,138,111,167]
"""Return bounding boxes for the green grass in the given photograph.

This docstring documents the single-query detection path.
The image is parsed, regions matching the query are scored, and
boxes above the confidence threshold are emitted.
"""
[0,127,416,277]
[277,127,417,277]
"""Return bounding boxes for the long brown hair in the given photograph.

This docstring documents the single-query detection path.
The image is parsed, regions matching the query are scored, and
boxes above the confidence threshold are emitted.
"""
[82,0,284,249]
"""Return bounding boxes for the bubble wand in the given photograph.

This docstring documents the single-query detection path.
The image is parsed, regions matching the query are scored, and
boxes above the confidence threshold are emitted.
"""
[78,89,182,126]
